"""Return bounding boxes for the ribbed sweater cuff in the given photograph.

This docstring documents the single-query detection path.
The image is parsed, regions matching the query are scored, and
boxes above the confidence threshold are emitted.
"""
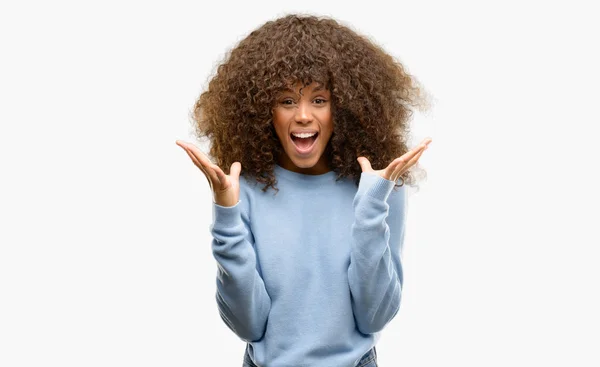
[357,172,395,201]
[212,200,242,229]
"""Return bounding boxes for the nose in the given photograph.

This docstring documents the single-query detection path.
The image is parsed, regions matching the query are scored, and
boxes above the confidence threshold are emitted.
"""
[294,101,313,124]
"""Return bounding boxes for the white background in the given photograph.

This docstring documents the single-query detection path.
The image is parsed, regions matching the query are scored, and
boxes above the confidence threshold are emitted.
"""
[1,0,599,366]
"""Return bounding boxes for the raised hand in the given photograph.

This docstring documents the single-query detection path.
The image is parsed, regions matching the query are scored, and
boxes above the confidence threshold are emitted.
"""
[175,140,241,207]
[357,138,432,183]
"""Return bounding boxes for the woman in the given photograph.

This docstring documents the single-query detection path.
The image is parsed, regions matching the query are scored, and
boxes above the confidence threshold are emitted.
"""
[176,14,431,367]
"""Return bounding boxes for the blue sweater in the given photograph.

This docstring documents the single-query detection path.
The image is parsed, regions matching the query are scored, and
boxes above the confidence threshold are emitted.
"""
[210,164,406,367]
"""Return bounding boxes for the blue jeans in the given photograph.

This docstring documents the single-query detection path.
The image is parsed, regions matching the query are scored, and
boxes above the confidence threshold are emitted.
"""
[242,345,377,367]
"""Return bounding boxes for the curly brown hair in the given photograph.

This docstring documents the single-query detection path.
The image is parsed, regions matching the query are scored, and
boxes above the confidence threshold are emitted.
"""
[191,14,430,192]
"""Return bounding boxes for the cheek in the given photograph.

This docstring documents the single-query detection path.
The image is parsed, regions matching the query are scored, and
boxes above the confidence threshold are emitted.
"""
[272,113,288,138]
[272,110,282,125]
[319,109,333,135]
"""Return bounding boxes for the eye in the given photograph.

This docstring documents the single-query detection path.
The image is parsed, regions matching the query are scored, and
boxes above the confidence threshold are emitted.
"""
[279,98,295,105]
[313,98,327,104]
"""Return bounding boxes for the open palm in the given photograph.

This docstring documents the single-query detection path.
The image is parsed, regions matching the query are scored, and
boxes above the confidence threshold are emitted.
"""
[357,138,432,183]
[175,140,241,207]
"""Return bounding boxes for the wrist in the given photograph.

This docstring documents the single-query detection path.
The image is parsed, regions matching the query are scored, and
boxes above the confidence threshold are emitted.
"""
[214,192,238,207]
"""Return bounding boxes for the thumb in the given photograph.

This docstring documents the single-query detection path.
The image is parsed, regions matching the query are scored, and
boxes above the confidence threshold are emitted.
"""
[357,157,372,172]
[229,162,242,181]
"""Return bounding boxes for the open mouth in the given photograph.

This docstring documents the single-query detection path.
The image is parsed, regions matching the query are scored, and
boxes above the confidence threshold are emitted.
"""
[290,132,319,153]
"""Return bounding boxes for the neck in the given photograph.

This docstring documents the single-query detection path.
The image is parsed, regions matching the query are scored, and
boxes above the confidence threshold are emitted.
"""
[277,154,331,175]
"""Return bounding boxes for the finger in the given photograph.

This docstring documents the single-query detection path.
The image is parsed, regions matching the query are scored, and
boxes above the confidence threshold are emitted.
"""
[175,140,187,148]
[181,147,215,190]
[229,162,242,181]
[180,143,220,181]
[392,149,425,181]
[408,144,427,164]
[197,162,216,191]
[176,140,202,159]
[180,141,215,167]
[178,144,220,189]
[420,137,433,147]
[179,145,202,168]
[203,164,222,190]
[388,147,425,180]
[357,157,373,172]
[212,164,229,189]
[386,153,413,173]
[395,144,427,167]
[179,145,210,180]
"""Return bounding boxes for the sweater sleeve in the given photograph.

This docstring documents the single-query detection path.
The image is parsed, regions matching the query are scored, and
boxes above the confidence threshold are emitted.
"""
[347,172,407,334]
[210,198,271,342]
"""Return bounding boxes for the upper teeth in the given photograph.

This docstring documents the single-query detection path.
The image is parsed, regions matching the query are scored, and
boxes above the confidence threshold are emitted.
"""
[292,132,316,138]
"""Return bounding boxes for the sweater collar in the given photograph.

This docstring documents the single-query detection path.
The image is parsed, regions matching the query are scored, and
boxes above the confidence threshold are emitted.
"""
[274,164,337,184]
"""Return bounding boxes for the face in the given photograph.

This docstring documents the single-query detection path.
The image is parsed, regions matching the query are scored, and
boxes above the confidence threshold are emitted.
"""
[272,81,334,175]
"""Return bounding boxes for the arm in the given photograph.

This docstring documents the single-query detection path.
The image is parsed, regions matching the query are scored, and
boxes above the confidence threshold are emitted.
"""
[347,172,407,334]
[210,199,271,342]
[174,141,271,341]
